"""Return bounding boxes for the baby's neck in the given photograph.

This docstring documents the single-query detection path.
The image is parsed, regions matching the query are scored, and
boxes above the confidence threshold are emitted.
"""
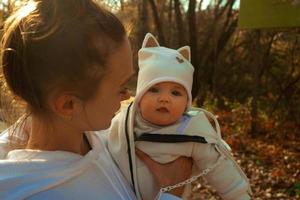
[136,111,183,129]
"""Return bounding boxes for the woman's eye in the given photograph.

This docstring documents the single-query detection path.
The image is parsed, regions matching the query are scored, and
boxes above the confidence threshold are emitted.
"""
[119,87,128,95]
[148,87,159,93]
[172,90,182,96]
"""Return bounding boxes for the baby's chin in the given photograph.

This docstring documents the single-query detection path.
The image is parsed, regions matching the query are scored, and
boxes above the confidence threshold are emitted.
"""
[149,119,177,126]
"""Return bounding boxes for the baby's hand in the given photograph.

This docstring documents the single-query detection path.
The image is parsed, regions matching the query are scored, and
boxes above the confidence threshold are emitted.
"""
[136,148,192,197]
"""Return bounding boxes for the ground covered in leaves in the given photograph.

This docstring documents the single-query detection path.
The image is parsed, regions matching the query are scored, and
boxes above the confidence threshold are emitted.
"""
[189,108,300,200]
[190,135,299,200]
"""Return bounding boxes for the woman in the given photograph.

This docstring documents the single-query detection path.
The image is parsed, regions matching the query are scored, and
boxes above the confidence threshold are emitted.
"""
[0,0,192,199]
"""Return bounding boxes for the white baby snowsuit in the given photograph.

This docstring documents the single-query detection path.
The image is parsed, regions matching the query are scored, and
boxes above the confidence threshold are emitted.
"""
[108,103,252,200]
[107,33,252,200]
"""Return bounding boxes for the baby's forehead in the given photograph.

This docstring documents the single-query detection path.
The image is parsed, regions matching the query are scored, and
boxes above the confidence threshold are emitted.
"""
[151,81,185,89]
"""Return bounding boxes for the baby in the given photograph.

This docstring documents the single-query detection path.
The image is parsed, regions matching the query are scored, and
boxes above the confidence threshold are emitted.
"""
[107,33,252,200]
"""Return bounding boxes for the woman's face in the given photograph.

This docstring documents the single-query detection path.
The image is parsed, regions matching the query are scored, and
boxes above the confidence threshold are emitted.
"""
[78,38,134,131]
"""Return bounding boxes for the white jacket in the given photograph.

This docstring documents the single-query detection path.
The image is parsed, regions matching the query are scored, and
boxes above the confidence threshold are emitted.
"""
[108,103,252,200]
[0,127,181,200]
[0,131,138,200]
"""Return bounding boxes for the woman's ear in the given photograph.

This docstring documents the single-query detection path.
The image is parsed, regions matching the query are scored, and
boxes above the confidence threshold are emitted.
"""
[142,33,160,48]
[177,46,191,61]
[52,94,78,120]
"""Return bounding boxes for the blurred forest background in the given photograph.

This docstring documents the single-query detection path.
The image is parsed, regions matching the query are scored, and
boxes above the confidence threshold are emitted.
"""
[0,0,299,199]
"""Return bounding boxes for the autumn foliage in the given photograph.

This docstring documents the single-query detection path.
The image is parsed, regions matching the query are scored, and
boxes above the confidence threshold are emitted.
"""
[1,0,299,199]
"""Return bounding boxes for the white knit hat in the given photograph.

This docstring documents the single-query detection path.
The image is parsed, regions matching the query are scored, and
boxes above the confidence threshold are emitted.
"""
[135,33,194,108]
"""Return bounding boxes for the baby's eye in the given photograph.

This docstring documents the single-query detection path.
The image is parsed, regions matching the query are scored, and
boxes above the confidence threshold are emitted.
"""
[148,87,159,93]
[172,90,182,96]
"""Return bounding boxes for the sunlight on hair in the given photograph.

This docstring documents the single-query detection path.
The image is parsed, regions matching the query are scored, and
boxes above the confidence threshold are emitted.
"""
[16,0,36,20]
[124,21,133,36]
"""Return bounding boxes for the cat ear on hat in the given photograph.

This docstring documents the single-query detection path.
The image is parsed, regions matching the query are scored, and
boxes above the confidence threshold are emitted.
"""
[177,46,191,61]
[142,33,160,48]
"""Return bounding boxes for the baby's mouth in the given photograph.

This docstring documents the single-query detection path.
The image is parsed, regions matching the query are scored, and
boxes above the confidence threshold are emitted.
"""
[156,107,169,113]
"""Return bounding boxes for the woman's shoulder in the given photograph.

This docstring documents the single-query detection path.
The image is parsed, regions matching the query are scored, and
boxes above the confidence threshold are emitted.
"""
[0,147,136,200]
[0,129,12,159]
[0,120,30,158]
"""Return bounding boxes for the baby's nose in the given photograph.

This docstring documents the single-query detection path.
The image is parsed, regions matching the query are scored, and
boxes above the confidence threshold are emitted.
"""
[158,94,170,102]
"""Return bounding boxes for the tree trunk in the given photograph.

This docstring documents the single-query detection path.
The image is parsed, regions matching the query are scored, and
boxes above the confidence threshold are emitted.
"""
[119,0,124,11]
[188,0,199,100]
[148,0,165,45]
[137,0,149,46]
[250,30,262,136]
[197,0,204,11]
[174,0,184,46]
[166,0,173,44]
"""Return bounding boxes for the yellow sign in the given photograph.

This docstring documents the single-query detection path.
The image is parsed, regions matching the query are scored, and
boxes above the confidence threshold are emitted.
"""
[239,0,300,28]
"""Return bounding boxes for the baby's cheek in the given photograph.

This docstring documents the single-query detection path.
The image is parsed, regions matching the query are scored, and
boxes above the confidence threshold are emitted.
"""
[139,107,148,118]
[140,102,151,113]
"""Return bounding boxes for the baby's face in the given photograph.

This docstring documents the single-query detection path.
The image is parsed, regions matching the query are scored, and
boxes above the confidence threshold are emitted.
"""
[139,82,188,126]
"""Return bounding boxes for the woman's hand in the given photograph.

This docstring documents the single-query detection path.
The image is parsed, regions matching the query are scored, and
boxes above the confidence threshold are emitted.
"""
[135,148,192,197]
